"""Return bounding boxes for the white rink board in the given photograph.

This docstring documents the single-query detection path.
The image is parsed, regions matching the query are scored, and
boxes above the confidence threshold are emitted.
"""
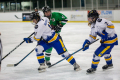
[0,23,120,80]
[0,10,120,21]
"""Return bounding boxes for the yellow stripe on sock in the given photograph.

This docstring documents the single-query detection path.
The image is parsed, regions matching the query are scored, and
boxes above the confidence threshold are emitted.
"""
[92,61,99,64]
[67,56,73,62]
[105,56,112,61]
[37,56,44,59]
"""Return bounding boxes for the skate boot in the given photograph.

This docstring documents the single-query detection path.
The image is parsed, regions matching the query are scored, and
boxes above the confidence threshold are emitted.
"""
[87,68,96,73]
[38,63,46,73]
[73,62,80,71]
[102,64,113,70]
[45,60,51,66]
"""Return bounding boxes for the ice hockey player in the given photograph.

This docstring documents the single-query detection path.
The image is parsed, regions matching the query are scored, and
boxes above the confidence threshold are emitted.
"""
[34,7,44,18]
[82,10,118,73]
[42,6,68,66]
[23,12,80,72]
[0,33,3,71]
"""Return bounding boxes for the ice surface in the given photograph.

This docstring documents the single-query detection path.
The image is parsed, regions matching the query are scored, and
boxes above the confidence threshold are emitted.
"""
[0,22,120,80]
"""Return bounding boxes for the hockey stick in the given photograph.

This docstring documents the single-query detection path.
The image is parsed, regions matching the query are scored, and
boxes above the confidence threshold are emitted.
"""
[2,32,35,61]
[14,15,22,19]
[40,39,99,68]
[7,48,35,67]
[0,37,3,71]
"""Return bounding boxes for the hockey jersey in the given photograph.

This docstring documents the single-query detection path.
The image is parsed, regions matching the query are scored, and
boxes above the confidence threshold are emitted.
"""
[38,11,44,18]
[88,18,118,45]
[30,17,58,43]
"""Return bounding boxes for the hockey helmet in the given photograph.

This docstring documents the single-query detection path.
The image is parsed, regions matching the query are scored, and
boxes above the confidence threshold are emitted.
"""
[34,7,38,12]
[30,12,40,25]
[42,6,51,13]
[35,7,38,10]
[30,12,40,20]
[88,10,99,18]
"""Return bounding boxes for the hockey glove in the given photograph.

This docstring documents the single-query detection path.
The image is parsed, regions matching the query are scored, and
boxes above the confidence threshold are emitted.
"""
[101,30,108,43]
[82,39,90,51]
[24,38,33,43]
[54,24,63,32]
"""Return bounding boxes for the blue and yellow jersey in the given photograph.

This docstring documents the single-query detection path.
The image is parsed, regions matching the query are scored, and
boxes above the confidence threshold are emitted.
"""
[88,18,118,45]
[30,17,58,43]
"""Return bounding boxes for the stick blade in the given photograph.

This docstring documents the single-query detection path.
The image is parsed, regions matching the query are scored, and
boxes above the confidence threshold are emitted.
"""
[7,64,15,67]
[14,15,18,18]
[14,15,22,19]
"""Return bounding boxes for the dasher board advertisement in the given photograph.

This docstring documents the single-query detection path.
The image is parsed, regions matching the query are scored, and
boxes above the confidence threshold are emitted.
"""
[70,11,84,21]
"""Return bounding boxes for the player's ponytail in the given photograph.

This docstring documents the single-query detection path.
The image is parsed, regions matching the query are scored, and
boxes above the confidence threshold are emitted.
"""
[88,23,91,27]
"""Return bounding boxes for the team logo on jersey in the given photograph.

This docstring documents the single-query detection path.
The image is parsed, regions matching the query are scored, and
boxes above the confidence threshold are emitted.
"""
[51,18,55,22]
[35,25,38,29]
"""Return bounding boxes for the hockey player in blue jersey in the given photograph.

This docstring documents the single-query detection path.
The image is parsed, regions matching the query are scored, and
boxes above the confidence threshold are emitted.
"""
[23,12,80,72]
[82,10,118,73]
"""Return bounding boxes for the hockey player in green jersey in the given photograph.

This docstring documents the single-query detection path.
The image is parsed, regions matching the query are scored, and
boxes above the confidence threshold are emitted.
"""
[42,6,68,66]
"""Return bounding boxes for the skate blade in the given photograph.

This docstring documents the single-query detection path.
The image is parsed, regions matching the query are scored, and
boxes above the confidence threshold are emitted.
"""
[75,68,81,71]
[86,71,95,74]
[38,69,46,73]
[39,66,48,69]
[103,66,113,71]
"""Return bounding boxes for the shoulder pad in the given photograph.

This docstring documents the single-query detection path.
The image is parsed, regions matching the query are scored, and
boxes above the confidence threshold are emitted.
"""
[97,18,102,22]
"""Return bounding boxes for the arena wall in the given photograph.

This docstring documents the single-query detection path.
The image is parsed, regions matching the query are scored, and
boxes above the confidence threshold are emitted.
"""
[0,10,120,23]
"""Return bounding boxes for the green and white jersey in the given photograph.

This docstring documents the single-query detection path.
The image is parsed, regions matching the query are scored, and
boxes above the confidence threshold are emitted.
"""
[50,12,68,26]
[50,12,68,33]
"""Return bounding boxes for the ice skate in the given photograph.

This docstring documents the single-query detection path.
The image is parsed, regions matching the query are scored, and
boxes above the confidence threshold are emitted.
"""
[86,68,96,74]
[38,63,46,73]
[73,63,80,71]
[102,64,113,70]
[45,60,51,66]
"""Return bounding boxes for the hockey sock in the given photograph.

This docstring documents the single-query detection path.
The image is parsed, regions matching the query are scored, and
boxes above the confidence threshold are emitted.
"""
[45,53,51,61]
[91,54,100,69]
[104,54,112,65]
[37,53,44,64]
[61,54,76,65]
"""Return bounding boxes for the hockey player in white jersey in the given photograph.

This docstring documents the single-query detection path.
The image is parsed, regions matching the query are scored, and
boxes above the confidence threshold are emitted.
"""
[82,10,118,73]
[23,12,80,72]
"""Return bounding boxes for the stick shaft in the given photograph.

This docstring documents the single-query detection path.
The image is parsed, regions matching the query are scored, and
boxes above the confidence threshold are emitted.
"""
[49,39,99,68]
[2,32,34,61]
[49,48,83,68]
[14,48,35,67]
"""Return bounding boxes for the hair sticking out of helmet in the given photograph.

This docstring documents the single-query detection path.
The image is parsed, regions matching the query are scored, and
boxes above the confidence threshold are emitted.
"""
[88,10,99,24]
